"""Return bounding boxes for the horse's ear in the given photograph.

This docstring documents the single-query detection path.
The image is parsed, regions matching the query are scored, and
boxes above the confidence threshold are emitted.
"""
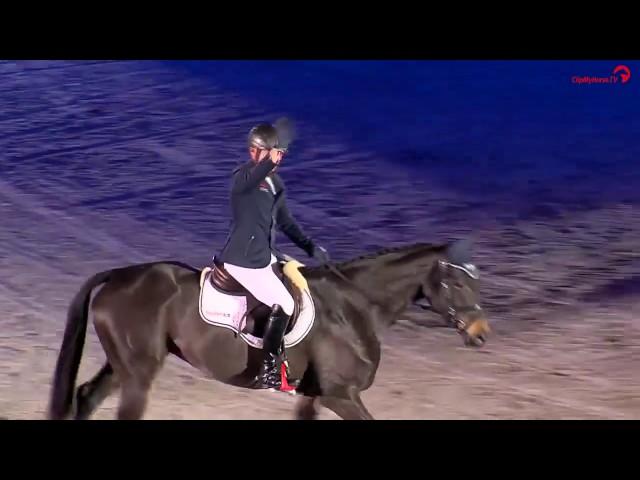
[446,238,473,265]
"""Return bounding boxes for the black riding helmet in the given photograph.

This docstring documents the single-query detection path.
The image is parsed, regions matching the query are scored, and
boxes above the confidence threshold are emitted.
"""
[248,118,296,152]
[248,123,279,150]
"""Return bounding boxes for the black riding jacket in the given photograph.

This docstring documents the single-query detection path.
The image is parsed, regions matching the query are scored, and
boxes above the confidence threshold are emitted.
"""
[216,158,314,268]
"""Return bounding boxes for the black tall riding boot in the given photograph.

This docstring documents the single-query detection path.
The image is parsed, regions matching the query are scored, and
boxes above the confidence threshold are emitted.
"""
[254,304,291,390]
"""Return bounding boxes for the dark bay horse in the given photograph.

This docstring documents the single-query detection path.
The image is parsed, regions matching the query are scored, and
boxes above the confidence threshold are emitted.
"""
[48,239,490,420]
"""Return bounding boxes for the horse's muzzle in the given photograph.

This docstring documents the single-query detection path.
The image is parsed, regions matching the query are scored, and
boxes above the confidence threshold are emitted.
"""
[459,317,490,348]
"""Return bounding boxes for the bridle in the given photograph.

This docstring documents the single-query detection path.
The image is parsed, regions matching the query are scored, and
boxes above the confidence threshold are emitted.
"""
[321,254,484,330]
[416,260,484,332]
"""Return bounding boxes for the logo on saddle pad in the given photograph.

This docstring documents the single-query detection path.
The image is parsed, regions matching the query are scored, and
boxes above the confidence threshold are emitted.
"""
[198,260,315,349]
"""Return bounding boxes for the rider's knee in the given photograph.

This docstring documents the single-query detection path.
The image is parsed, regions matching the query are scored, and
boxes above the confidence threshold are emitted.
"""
[280,294,294,317]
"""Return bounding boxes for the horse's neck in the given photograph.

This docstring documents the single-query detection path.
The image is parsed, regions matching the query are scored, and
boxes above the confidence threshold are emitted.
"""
[346,248,441,329]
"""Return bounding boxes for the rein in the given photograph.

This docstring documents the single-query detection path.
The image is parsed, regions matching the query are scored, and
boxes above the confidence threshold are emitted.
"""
[323,262,390,310]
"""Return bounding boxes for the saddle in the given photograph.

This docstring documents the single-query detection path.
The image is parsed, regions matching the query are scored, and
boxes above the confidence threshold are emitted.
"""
[209,258,305,338]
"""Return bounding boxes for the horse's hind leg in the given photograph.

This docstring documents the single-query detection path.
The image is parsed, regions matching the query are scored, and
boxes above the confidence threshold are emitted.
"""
[93,317,164,420]
[74,362,118,420]
[115,352,165,420]
[117,378,153,420]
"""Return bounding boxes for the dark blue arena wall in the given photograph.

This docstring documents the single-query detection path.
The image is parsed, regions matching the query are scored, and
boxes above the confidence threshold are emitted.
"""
[2,60,639,266]
[169,60,639,203]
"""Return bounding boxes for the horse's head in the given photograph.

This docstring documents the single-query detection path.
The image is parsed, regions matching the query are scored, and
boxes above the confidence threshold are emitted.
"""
[415,239,490,347]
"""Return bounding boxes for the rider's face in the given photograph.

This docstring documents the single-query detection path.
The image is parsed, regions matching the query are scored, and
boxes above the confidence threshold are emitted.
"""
[249,146,270,163]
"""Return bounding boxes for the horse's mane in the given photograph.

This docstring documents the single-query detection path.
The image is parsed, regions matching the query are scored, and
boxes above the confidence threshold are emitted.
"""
[161,241,454,276]
[305,242,448,273]
[164,260,201,272]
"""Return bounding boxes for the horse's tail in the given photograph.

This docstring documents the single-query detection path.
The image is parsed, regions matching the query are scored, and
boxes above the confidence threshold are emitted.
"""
[48,269,113,420]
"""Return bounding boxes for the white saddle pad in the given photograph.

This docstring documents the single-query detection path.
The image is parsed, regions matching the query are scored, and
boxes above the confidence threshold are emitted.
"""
[198,269,316,349]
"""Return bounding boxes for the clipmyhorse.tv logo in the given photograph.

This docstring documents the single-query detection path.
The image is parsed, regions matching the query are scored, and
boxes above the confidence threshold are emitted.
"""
[571,64,631,85]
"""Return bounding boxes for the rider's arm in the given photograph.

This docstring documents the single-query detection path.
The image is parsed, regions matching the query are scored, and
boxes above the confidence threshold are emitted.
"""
[275,192,314,256]
[231,159,277,194]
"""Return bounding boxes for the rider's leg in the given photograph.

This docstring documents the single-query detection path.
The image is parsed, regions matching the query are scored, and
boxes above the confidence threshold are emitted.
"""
[223,255,295,316]
[257,304,291,389]
[223,256,295,390]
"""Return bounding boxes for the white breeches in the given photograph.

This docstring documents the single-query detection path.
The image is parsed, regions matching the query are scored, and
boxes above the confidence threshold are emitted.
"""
[223,254,294,316]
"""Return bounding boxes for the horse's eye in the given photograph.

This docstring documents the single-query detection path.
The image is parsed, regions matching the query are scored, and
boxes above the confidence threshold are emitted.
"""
[454,282,464,289]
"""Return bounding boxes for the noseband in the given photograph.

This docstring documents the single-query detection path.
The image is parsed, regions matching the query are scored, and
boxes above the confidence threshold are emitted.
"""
[440,261,483,330]
[416,261,483,331]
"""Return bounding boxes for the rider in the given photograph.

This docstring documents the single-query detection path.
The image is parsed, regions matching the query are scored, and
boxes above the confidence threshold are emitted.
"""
[216,121,329,391]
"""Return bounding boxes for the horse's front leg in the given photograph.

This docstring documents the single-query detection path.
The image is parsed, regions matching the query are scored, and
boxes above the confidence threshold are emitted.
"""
[319,392,374,420]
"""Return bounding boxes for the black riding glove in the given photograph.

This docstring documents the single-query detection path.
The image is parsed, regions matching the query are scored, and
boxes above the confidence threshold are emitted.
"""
[310,244,330,264]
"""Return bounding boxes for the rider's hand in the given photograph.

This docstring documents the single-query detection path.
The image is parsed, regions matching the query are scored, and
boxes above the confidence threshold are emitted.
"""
[270,149,284,165]
[312,245,330,264]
